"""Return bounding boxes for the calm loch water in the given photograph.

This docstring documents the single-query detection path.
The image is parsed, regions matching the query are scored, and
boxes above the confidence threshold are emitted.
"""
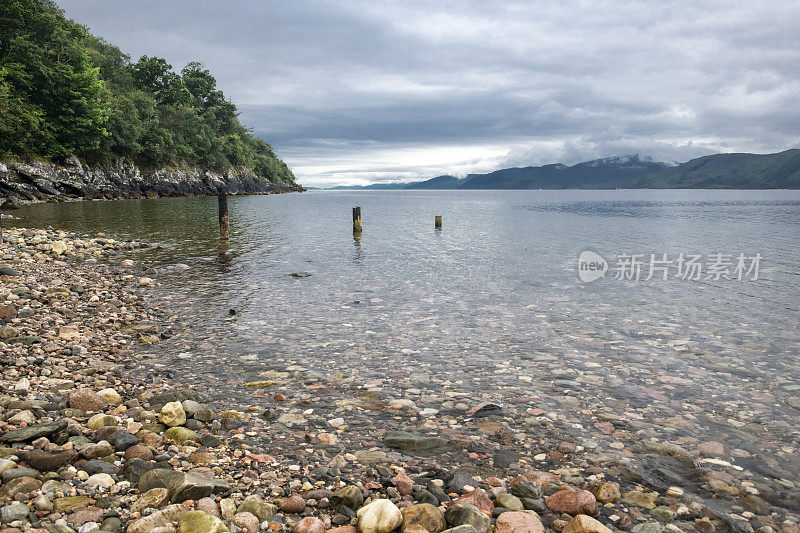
[15,189,800,504]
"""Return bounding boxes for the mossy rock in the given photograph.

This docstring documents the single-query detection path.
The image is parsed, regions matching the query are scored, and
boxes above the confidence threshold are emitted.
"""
[164,426,197,445]
[177,510,229,533]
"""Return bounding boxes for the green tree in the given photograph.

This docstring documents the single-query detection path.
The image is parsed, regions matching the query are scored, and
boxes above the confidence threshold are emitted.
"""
[132,56,190,106]
[0,0,107,158]
[0,0,295,183]
[0,68,43,157]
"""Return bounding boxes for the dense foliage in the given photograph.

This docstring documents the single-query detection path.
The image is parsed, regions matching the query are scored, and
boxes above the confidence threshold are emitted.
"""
[0,0,295,183]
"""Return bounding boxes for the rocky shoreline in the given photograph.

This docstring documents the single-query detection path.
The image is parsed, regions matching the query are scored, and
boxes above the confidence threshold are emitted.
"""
[0,226,798,533]
[0,159,304,208]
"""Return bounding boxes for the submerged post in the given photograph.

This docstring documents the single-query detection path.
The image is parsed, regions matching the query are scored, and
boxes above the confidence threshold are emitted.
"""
[353,207,362,234]
[435,215,442,230]
[218,193,229,240]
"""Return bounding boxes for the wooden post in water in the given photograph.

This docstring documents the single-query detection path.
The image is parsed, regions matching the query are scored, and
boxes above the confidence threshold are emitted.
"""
[435,215,442,230]
[218,193,230,240]
[353,207,362,235]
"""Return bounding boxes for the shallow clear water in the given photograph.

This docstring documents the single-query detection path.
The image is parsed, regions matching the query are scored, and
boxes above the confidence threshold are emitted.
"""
[14,190,800,486]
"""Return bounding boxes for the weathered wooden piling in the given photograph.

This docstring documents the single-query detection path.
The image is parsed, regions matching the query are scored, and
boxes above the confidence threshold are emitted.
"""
[353,207,362,234]
[218,193,230,239]
[435,215,442,230]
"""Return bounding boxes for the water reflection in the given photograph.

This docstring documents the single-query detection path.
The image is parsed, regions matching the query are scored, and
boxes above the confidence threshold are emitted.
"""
[352,234,364,264]
[217,241,232,273]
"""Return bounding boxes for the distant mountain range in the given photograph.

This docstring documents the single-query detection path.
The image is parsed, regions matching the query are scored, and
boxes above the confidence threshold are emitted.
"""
[321,149,800,189]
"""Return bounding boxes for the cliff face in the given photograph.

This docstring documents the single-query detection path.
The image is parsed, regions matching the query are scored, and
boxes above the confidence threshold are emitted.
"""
[0,157,304,206]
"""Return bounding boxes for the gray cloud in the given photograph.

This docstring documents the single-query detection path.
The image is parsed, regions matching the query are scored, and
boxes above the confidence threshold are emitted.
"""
[59,0,800,186]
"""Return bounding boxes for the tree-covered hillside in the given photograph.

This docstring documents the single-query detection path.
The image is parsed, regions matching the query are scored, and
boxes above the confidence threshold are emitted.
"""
[633,149,800,189]
[0,0,295,183]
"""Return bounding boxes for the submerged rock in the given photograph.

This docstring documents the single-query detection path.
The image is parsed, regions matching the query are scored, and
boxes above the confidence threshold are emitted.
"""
[383,431,449,453]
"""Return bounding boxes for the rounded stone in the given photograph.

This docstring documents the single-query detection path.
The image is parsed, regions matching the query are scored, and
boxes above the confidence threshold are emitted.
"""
[232,511,260,533]
[621,491,658,509]
[194,407,216,422]
[545,489,598,516]
[83,460,119,476]
[25,449,77,472]
[97,388,122,406]
[87,414,118,430]
[293,517,326,533]
[590,483,620,503]
[495,511,545,533]
[137,469,185,494]
[67,507,104,527]
[164,426,196,445]
[79,441,114,459]
[177,510,229,533]
[452,489,494,514]
[444,503,490,532]
[124,444,154,461]
[2,467,40,482]
[100,517,123,532]
[511,480,543,500]
[330,485,364,510]
[1,502,30,523]
[197,497,220,517]
[357,499,403,533]
[496,492,524,512]
[138,430,163,448]
[131,488,171,514]
[181,400,201,416]
[127,504,191,533]
[279,494,306,514]
[85,473,115,489]
[237,495,276,522]
[114,432,139,452]
[34,495,54,512]
[401,503,446,533]
[0,304,17,320]
[68,389,109,412]
[188,452,215,465]
[0,476,42,498]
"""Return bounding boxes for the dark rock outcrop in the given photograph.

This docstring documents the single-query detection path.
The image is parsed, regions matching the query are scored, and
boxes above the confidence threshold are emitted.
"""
[0,159,304,206]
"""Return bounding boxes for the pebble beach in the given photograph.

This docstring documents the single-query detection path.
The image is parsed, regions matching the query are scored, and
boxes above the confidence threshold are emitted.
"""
[0,224,798,533]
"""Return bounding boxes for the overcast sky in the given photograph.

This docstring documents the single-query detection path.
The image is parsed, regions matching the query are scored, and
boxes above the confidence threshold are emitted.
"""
[60,0,800,187]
